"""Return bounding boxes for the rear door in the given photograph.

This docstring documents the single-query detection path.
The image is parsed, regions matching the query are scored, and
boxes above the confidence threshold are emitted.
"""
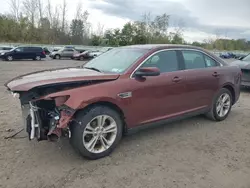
[127,50,189,127]
[25,47,35,59]
[62,49,74,57]
[179,50,221,110]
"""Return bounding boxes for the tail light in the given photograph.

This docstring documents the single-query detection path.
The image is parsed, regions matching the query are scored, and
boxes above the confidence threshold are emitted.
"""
[42,51,46,55]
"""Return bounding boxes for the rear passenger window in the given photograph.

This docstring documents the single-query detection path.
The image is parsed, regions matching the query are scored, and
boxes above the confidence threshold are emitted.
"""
[204,55,218,67]
[182,51,206,69]
[141,50,179,73]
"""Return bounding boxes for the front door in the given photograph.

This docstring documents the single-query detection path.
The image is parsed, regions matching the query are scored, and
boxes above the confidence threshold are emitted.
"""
[179,50,221,110]
[126,50,188,127]
[13,47,25,59]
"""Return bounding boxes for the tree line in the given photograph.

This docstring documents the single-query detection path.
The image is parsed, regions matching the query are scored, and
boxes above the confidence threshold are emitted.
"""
[0,0,249,51]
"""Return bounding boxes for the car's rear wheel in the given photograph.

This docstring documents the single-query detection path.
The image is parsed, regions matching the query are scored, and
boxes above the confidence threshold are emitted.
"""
[206,88,232,121]
[70,105,123,160]
[35,55,41,60]
[6,55,13,61]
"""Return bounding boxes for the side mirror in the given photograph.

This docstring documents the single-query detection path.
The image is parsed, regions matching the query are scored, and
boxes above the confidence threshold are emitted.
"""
[134,67,160,77]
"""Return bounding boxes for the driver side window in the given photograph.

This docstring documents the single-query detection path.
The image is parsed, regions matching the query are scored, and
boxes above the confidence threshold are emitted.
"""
[15,47,24,52]
[141,50,179,73]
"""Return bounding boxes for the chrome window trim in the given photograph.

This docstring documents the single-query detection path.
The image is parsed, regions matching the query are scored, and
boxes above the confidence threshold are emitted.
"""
[130,48,223,79]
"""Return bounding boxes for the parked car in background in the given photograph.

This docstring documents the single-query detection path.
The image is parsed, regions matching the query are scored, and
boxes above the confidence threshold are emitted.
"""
[88,50,103,58]
[0,46,46,61]
[0,46,13,54]
[52,47,61,52]
[5,44,241,160]
[49,48,79,59]
[72,50,103,61]
[72,51,91,60]
[75,48,86,53]
[63,46,75,50]
[42,47,51,55]
[231,53,250,87]
[219,52,235,59]
[234,53,247,60]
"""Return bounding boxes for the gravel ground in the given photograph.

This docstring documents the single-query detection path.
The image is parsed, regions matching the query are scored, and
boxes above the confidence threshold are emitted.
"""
[0,58,250,188]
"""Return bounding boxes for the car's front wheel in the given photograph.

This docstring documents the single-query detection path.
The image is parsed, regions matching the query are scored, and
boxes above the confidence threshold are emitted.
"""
[54,54,61,59]
[6,55,13,61]
[206,88,232,121]
[70,105,123,160]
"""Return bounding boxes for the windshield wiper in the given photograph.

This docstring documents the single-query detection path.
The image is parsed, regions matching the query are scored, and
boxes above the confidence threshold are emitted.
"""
[84,67,102,72]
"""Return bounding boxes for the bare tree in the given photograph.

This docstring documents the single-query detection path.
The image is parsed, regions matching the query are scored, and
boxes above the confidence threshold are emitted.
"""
[22,0,38,27]
[61,0,67,32]
[46,0,53,25]
[9,0,20,21]
[37,0,43,25]
[75,1,82,20]
[96,22,105,36]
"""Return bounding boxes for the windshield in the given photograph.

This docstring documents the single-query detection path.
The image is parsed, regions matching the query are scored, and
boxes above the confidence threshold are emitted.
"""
[242,54,250,61]
[10,47,17,51]
[83,48,148,73]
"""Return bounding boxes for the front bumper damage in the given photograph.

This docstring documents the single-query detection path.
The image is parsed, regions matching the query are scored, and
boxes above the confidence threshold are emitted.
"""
[21,100,75,141]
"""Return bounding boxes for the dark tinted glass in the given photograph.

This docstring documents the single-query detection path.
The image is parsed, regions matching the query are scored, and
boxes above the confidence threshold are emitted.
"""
[204,55,218,67]
[64,49,74,51]
[182,51,206,69]
[142,50,179,73]
[26,47,42,52]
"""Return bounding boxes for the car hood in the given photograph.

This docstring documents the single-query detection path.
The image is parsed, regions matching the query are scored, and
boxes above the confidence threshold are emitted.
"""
[231,60,250,69]
[5,67,120,91]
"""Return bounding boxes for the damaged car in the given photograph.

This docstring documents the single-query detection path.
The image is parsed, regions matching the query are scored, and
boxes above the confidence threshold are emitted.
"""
[5,44,241,160]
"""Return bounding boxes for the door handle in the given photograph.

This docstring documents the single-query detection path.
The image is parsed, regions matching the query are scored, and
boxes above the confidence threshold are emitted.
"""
[172,76,182,82]
[212,72,220,77]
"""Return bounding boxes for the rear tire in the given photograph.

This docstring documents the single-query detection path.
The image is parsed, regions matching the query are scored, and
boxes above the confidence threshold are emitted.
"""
[70,105,123,160]
[206,88,232,121]
[35,56,41,60]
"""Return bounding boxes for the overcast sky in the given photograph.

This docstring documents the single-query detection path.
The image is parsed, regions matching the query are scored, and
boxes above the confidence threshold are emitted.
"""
[1,0,250,42]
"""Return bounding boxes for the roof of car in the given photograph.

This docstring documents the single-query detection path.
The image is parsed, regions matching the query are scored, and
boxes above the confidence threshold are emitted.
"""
[120,44,204,50]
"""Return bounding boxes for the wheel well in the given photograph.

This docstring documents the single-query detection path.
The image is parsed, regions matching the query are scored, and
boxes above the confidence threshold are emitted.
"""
[78,101,127,132]
[223,85,235,104]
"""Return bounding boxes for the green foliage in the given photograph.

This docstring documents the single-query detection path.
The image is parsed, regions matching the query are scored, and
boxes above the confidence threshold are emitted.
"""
[0,9,249,51]
[192,38,250,51]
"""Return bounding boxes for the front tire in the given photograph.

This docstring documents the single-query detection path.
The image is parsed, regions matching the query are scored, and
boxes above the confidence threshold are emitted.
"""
[6,55,13,61]
[206,88,232,121]
[55,54,61,59]
[70,105,123,160]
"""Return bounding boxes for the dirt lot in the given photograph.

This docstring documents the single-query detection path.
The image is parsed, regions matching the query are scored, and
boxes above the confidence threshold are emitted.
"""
[0,59,250,188]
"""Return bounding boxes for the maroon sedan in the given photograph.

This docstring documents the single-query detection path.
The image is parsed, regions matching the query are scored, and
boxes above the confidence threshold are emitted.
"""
[5,44,241,160]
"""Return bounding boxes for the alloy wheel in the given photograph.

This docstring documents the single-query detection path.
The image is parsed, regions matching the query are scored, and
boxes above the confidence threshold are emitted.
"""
[7,56,13,61]
[35,56,41,60]
[216,93,231,117]
[82,115,118,154]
